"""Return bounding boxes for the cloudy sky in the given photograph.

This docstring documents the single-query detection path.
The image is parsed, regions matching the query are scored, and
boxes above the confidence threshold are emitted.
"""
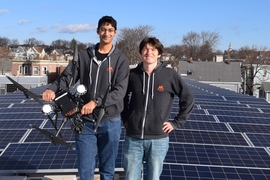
[1,0,269,51]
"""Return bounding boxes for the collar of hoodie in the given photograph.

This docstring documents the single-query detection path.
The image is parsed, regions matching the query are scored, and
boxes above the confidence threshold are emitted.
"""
[88,44,115,89]
[141,62,162,99]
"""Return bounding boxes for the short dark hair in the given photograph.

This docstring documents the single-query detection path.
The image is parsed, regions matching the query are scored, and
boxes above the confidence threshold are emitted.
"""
[139,37,164,55]
[98,16,117,30]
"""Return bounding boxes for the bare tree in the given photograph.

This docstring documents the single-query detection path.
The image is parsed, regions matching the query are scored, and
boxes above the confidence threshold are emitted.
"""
[0,37,10,46]
[51,39,70,49]
[182,31,200,60]
[200,31,220,49]
[164,45,186,60]
[9,39,19,47]
[182,31,220,61]
[116,25,154,64]
[239,45,270,95]
[0,46,11,75]
[164,45,185,70]
[23,38,44,47]
[69,38,88,52]
[198,41,212,61]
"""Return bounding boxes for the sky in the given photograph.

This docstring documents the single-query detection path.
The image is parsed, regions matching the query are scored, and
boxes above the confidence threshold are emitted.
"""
[1,0,270,51]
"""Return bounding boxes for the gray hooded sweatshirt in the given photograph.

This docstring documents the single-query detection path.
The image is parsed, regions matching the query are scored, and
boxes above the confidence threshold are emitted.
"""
[48,43,130,121]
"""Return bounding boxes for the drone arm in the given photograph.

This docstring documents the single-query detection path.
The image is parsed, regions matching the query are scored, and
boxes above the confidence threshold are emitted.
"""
[55,117,69,137]
[69,41,79,88]
[94,85,110,132]
[47,114,63,139]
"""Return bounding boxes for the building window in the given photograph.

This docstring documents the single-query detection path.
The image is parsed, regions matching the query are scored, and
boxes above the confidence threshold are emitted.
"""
[33,66,39,75]
[24,66,28,75]
[42,66,47,75]
[19,66,22,74]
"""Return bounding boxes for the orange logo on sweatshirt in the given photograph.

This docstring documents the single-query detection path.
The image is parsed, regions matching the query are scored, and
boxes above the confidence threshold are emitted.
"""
[157,85,164,92]
[107,66,114,72]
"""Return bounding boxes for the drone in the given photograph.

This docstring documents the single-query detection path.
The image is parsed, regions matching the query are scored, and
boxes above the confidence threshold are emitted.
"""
[6,43,107,150]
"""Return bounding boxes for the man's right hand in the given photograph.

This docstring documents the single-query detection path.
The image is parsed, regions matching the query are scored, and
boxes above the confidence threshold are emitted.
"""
[80,100,97,115]
[42,89,55,102]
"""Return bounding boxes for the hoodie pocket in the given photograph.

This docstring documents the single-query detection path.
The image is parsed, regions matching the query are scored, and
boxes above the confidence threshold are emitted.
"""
[127,109,144,133]
[127,109,164,135]
[144,110,165,135]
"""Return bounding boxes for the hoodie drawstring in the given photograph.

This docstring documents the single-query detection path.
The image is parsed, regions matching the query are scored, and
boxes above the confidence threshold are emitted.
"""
[89,57,93,85]
[151,73,155,99]
[142,72,146,95]
[142,72,155,99]
[108,57,112,91]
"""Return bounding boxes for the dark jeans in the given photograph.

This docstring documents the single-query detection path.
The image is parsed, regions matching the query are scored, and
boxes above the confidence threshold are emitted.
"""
[75,116,122,180]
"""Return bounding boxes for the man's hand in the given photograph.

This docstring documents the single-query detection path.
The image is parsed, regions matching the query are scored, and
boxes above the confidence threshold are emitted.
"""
[162,122,174,134]
[42,89,55,102]
[80,100,97,115]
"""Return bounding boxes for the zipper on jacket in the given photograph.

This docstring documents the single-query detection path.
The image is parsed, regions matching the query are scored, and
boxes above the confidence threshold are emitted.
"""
[141,73,151,139]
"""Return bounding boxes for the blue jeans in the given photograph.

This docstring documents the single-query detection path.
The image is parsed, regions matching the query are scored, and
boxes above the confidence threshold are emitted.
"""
[123,136,169,180]
[75,116,122,180]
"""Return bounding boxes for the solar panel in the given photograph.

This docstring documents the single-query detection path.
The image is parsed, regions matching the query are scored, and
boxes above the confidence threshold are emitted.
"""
[245,133,270,147]
[180,121,230,132]
[188,114,217,122]
[1,78,270,179]
[165,143,270,168]
[161,164,270,180]
[0,130,27,149]
[217,115,270,124]
[0,143,77,172]
[195,101,249,107]
[0,107,41,113]
[170,129,249,146]
[229,123,270,134]
[200,105,262,113]
[208,109,270,118]
[0,113,46,119]
[0,120,44,129]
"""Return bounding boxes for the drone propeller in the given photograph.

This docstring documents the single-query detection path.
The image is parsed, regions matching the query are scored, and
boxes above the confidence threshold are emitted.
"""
[94,85,110,132]
[6,75,43,105]
[31,124,75,150]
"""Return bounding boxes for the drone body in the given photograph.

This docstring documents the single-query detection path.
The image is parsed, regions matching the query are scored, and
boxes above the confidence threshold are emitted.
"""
[6,76,94,150]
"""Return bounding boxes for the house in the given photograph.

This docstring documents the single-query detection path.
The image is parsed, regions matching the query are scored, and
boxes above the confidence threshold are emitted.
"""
[11,59,69,83]
[10,46,76,83]
[250,64,270,98]
[160,53,174,61]
[179,60,242,93]
[27,46,47,60]
[213,55,223,62]
[51,49,65,61]
[259,82,270,102]
[9,46,27,60]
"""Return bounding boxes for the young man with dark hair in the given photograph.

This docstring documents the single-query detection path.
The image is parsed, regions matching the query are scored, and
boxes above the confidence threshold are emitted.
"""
[122,37,194,179]
[42,15,130,180]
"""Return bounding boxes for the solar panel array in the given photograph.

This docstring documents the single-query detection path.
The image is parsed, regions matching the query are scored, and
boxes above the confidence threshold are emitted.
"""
[1,78,270,179]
